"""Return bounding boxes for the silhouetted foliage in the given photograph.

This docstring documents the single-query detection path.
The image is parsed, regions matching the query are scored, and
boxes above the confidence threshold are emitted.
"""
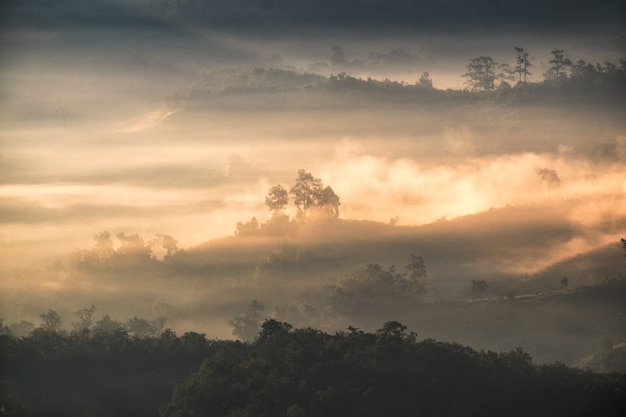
[265,184,289,212]
[1,317,214,417]
[513,46,532,83]
[161,320,626,417]
[228,299,266,341]
[463,56,511,91]
[324,255,429,314]
[538,168,561,199]
[290,169,340,220]
[70,230,181,270]
[547,49,573,80]
[3,305,626,417]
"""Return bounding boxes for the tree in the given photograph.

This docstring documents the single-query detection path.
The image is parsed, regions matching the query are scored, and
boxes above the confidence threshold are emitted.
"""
[316,186,340,218]
[8,320,35,338]
[265,184,289,212]
[94,314,125,334]
[93,231,115,262]
[73,304,97,332]
[621,238,626,257]
[405,254,428,294]
[229,300,266,341]
[125,316,166,338]
[116,233,153,261]
[235,216,260,236]
[547,49,573,80]
[290,170,323,217]
[40,310,62,332]
[376,320,415,342]
[513,46,532,83]
[151,233,179,259]
[463,56,508,91]
[289,170,340,219]
[418,72,433,89]
[538,169,561,200]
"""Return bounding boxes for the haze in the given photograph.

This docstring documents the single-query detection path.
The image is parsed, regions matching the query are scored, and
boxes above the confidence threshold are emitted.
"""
[1,0,625,366]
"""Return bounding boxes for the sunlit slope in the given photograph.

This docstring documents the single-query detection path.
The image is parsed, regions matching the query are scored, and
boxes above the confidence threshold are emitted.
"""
[184,201,625,293]
[178,206,626,365]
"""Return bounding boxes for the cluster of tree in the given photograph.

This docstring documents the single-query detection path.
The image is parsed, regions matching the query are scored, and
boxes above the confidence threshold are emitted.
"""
[462,47,621,91]
[228,298,324,342]
[171,50,625,112]
[2,307,167,341]
[0,316,213,417]
[162,319,626,417]
[235,170,340,236]
[3,314,626,417]
[70,231,180,270]
[324,255,428,314]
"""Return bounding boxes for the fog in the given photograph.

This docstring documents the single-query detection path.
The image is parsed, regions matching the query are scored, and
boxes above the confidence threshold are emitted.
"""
[1,0,625,366]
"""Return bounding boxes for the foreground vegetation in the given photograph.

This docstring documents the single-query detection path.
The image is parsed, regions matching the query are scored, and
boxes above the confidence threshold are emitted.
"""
[1,320,625,417]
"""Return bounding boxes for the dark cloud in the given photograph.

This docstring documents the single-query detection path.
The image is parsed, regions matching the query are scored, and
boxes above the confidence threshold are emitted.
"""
[3,0,624,35]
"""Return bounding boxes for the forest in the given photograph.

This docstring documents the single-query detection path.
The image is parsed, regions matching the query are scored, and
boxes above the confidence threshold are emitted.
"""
[2,318,626,417]
[2,1,626,415]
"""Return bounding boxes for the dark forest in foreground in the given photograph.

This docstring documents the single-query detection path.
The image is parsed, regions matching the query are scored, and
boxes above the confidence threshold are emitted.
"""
[1,320,625,417]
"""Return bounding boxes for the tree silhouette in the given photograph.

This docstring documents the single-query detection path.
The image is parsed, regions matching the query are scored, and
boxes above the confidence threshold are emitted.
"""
[265,184,289,212]
[538,169,561,200]
[229,300,266,341]
[73,304,97,332]
[513,46,532,83]
[405,254,428,294]
[289,169,340,219]
[418,72,433,89]
[547,49,573,80]
[40,310,62,332]
[463,56,498,91]
[151,234,179,259]
[463,56,512,91]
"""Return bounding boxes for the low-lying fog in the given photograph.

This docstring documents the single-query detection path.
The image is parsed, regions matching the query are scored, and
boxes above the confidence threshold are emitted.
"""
[1,0,625,366]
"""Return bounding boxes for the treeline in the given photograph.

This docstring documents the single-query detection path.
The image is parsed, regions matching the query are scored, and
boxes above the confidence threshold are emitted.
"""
[3,318,624,417]
[169,52,626,110]
[0,317,214,417]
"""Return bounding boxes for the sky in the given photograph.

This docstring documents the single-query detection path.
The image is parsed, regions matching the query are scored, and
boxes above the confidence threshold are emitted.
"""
[0,0,625,339]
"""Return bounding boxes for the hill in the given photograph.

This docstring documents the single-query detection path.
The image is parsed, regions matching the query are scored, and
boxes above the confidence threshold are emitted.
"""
[1,200,624,368]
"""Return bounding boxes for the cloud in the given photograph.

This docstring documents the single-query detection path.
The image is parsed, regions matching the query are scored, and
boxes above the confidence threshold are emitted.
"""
[4,0,623,35]
[321,139,626,228]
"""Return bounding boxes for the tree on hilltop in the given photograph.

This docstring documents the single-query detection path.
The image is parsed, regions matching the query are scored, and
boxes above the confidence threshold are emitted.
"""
[288,169,340,219]
[463,56,512,91]
[513,46,532,83]
[265,184,289,212]
[546,49,573,80]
